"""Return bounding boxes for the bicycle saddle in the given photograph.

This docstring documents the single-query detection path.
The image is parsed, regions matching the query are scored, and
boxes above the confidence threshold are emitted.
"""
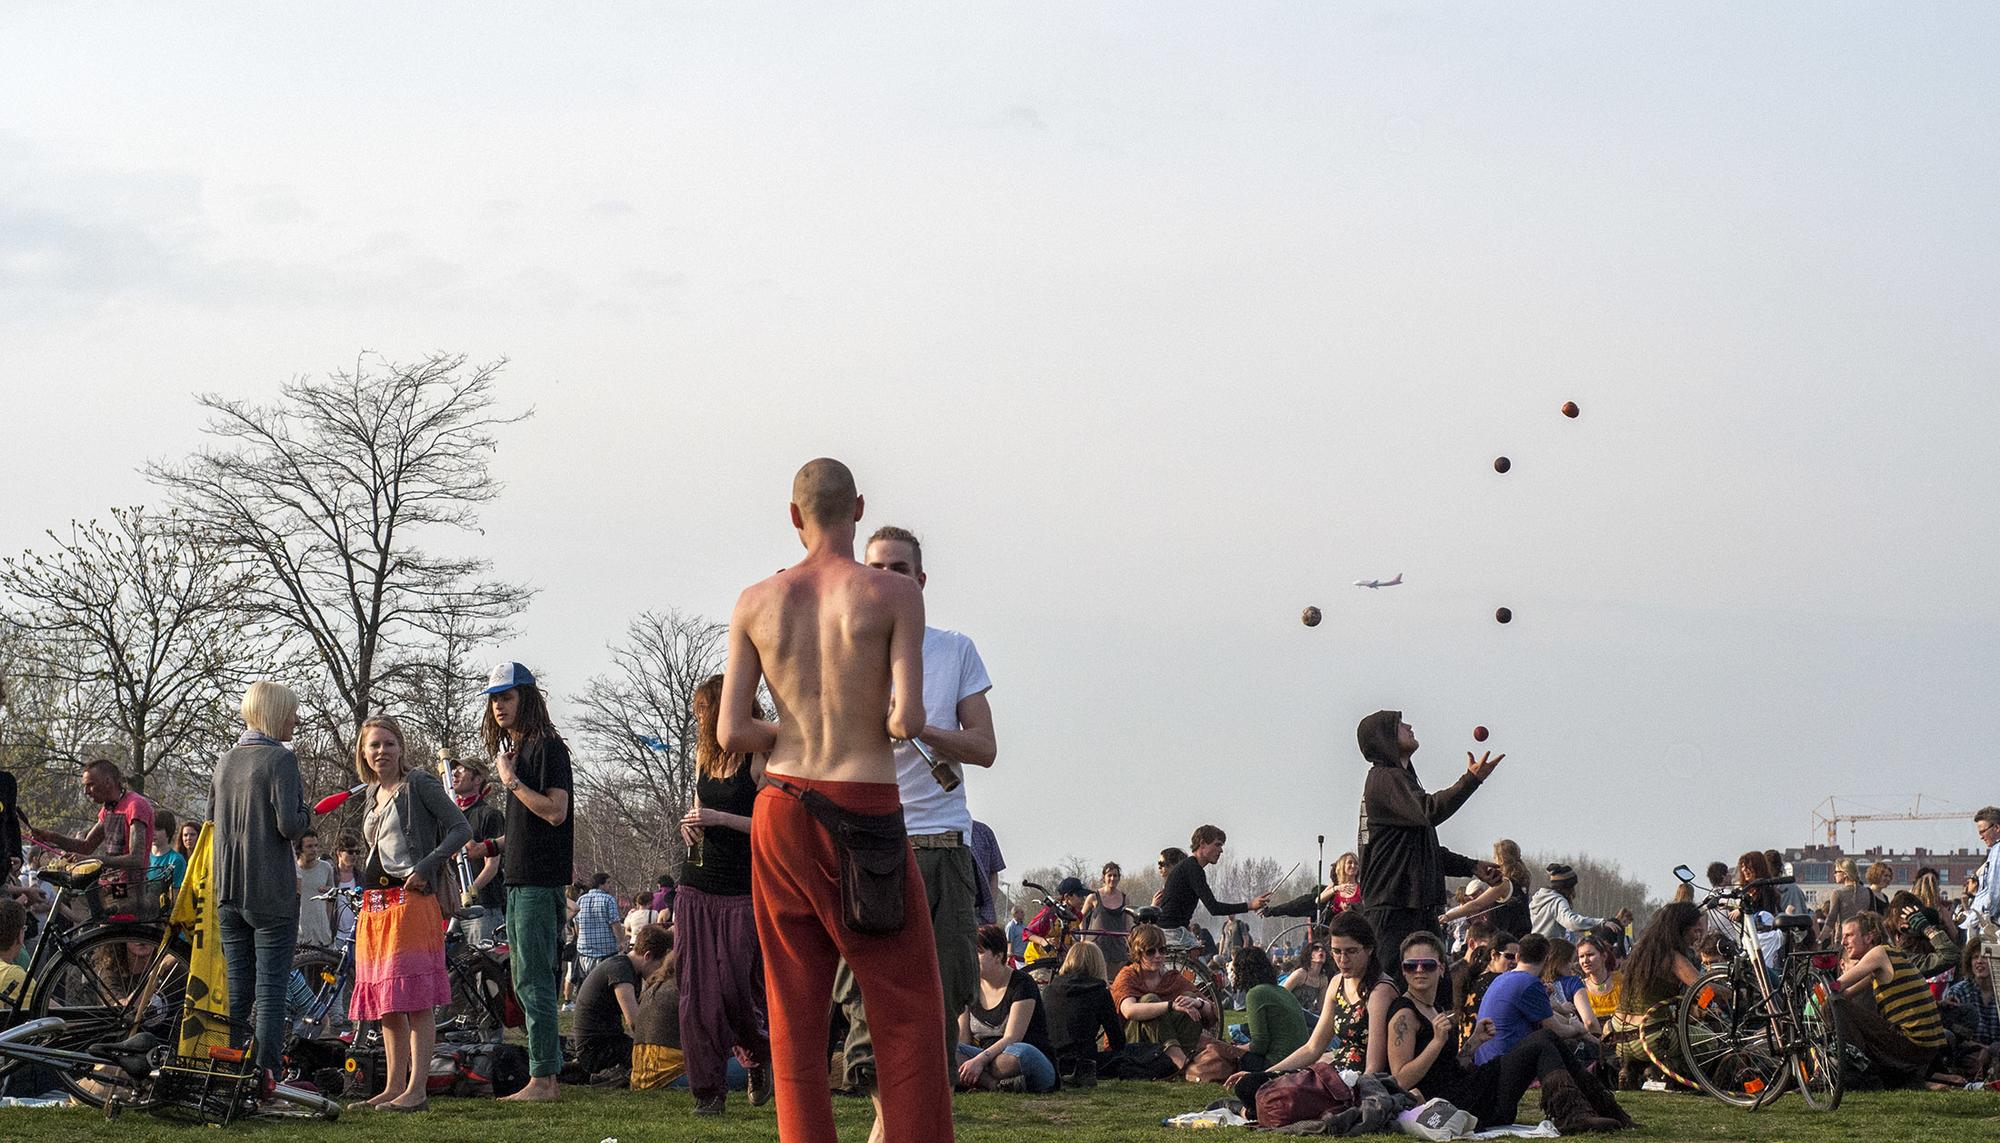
[1132,906,1161,925]
[1771,914,1814,931]
[458,904,487,921]
[38,858,106,893]
[89,1030,163,1080]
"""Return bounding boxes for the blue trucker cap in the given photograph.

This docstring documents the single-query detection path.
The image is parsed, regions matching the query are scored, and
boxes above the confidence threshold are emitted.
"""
[484,661,537,694]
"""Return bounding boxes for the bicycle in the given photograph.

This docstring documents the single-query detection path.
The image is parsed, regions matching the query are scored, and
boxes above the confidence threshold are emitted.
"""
[0,859,187,1104]
[1017,882,1226,1032]
[0,859,337,1121]
[1670,863,1843,1111]
[0,1014,341,1122]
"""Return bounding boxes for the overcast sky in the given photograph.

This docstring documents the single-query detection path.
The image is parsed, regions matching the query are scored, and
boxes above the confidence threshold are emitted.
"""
[5,4,1997,902]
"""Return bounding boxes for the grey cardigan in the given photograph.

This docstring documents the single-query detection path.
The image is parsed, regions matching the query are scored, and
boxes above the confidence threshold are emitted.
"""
[361,769,470,888]
[211,738,313,919]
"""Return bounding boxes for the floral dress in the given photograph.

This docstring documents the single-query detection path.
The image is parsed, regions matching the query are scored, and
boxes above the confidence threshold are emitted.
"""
[1320,975,1388,1070]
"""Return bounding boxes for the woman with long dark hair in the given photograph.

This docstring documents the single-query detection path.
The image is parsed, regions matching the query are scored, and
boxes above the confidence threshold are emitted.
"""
[1385,931,1632,1132]
[1614,901,1702,1087]
[1228,910,1397,1117]
[674,674,772,1116]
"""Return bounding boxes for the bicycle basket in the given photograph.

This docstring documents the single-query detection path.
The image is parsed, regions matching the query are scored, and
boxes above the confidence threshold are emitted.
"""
[85,868,174,924]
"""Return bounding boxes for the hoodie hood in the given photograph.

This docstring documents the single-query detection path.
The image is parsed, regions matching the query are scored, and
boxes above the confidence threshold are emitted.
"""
[1358,709,1405,767]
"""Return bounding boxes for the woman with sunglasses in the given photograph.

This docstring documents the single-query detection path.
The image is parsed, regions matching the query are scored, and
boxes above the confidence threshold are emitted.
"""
[1385,932,1633,1132]
[1227,910,1396,1116]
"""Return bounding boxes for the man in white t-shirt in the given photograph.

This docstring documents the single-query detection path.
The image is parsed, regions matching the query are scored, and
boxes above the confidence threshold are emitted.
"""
[294,831,336,948]
[832,525,998,1110]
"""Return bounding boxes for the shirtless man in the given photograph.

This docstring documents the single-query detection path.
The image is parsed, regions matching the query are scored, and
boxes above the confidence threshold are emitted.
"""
[719,458,951,1143]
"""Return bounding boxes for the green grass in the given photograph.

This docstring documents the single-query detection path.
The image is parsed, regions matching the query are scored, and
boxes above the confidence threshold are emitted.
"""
[0,1083,1994,1141]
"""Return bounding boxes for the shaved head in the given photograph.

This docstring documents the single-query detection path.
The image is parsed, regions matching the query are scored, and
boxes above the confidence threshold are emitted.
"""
[792,457,859,526]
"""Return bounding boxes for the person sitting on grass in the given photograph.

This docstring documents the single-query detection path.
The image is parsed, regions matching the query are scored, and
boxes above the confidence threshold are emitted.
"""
[1832,912,1947,1088]
[572,922,673,1084]
[1225,910,1397,1116]
[1474,933,1587,1063]
[1940,945,2000,1083]
[1279,940,1330,1016]
[1112,923,1211,1071]
[1884,889,1962,979]
[1613,902,1702,1090]
[630,931,685,1090]
[1384,931,1633,1133]
[958,923,1059,1092]
[0,899,25,1004]
[1229,945,1310,1074]
[1039,939,1124,1087]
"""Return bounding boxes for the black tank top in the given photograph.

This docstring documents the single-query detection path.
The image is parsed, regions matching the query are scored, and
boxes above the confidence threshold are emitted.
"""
[1387,994,1469,1100]
[679,761,757,896]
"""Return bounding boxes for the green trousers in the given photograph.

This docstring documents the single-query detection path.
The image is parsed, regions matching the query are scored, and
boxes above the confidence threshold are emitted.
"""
[507,885,566,1077]
[834,843,980,1083]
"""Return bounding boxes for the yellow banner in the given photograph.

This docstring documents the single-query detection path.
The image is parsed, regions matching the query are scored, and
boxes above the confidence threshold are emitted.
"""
[170,822,232,1058]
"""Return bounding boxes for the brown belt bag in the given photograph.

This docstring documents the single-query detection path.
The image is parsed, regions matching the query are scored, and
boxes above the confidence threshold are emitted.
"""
[768,777,909,935]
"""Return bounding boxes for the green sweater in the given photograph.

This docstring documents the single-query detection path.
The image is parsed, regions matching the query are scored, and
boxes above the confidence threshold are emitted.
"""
[1244,983,1312,1062]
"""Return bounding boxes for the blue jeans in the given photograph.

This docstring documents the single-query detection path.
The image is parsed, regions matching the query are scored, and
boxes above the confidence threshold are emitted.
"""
[218,903,298,1075]
[957,1042,1057,1092]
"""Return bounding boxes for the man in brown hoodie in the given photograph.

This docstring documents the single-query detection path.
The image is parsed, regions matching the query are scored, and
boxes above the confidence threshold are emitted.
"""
[1354,710,1501,979]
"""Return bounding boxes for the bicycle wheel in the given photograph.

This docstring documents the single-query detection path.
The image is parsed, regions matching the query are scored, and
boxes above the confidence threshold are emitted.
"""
[437,950,507,1038]
[1261,922,1326,958]
[26,924,184,1107]
[1676,962,1787,1108]
[1789,968,1843,1111]
[286,945,348,1043]
[1159,951,1224,1034]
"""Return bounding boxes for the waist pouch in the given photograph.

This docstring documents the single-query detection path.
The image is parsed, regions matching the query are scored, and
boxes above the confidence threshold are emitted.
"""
[770,778,908,935]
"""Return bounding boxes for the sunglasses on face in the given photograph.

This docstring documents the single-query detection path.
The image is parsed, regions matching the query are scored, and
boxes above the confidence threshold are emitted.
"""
[1497,951,1518,961]
[1402,958,1441,973]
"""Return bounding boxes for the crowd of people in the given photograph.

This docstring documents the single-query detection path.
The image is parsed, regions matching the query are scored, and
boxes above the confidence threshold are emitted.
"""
[3,457,1998,1142]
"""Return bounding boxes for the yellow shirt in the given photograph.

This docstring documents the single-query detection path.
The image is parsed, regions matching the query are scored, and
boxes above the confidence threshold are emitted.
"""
[1584,971,1623,1019]
[0,962,25,1006]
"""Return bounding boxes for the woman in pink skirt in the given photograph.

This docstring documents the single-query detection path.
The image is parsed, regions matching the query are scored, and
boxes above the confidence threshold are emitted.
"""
[351,715,470,1111]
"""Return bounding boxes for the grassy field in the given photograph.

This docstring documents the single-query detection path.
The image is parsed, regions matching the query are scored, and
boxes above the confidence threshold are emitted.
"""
[0,1084,1994,1141]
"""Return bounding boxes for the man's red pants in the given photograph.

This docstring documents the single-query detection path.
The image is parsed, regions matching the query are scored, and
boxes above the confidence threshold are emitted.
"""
[752,779,953,1142]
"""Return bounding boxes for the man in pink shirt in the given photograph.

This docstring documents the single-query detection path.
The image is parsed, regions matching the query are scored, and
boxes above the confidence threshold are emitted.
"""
[27,758,155,885]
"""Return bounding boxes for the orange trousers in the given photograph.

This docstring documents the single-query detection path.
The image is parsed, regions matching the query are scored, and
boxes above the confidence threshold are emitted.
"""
[752,779,953,1143]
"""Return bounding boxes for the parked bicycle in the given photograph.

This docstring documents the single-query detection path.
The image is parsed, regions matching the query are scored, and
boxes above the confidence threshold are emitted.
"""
[1670,862,1843,1111]
[0,858,187,1105]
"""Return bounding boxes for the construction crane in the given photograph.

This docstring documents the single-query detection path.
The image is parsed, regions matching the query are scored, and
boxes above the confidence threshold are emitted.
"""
[1810,795,1971,848]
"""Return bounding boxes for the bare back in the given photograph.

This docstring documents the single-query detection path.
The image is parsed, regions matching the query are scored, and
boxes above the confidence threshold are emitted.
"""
[725,551,925,785]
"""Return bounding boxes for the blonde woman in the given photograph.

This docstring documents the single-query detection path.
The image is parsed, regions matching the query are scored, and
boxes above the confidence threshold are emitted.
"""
[210,680,312,1083]
[1441,840,1530,937]
[351,715,469,1111]
[1316,852,1362,914]
[1825,857,1873,943]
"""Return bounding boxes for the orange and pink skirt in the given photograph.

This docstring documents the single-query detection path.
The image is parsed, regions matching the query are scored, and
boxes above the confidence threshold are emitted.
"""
[350,888,452,1020]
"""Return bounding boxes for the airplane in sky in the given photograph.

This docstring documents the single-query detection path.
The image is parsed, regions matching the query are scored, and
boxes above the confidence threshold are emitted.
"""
[1354,573,1403,589]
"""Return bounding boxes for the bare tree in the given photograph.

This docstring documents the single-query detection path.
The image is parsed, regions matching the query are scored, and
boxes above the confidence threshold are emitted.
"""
[394,612,489,762]
[146,352,534,743]
[569,609,726,870]
[0,626,118,830]
[0,507,268,795]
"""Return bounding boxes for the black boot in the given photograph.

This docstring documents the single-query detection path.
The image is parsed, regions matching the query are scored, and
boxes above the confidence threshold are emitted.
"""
[1539,1070,1622,1133]
[1570,1064,1636,1129]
